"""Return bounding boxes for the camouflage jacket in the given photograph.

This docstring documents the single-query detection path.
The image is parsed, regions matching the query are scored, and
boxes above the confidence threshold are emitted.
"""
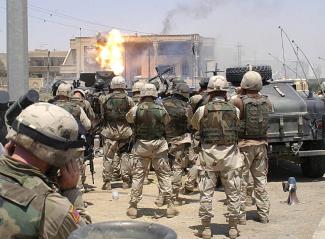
[100,91,134,140]
[0,156,85,239]
[71,97,96,122]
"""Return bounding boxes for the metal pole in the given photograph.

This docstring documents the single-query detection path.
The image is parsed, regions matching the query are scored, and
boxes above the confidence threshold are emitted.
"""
[7,0,29,100]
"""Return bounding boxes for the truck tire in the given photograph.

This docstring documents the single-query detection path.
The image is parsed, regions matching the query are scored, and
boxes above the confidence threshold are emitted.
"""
[226,65,272,86]
[301,157,325,178]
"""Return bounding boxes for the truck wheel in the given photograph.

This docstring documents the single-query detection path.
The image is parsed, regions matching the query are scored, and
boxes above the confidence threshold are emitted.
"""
[301,157,325,178]
[226,65,272,86]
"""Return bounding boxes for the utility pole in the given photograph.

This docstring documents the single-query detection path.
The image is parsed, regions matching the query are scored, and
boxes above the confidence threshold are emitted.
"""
[7,0,29,100]
[236,43,243,66]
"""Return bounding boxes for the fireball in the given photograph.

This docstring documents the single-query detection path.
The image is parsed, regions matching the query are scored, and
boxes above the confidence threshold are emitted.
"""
[96,29,125,75]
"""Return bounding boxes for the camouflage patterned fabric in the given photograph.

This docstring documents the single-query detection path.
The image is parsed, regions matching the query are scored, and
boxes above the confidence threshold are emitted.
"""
[102,92,130,123]
[0,156,85,239]
[200,101,238,145]
[162,97,189,140]
[135,102,166,140]
[239,95,270,139]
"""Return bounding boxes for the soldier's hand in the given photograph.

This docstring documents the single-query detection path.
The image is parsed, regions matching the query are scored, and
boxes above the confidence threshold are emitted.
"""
[59,160,80,191]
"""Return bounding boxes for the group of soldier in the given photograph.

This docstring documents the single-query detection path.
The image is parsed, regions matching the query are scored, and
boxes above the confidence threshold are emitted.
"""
[0,68,271,239]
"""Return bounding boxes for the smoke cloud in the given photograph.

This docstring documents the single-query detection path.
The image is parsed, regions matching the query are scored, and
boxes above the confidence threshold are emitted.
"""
[161,0,229,34]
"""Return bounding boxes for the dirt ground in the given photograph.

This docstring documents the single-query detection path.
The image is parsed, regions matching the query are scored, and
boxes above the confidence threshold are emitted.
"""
[82,157,325,239]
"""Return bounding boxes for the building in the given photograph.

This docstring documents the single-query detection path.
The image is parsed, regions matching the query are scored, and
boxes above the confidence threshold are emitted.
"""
[0,49,67,90]
[60,34,215,87]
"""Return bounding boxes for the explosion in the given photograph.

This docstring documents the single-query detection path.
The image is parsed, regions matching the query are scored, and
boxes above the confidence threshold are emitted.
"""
[96,29,125,75]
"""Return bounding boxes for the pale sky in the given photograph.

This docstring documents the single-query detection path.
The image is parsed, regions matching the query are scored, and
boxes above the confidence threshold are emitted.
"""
[0,0,325,74]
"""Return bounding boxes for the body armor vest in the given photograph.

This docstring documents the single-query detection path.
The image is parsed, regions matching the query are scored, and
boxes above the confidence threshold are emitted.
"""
[135,102,165,140]
[239,96,270,139]
[103,92,129,122]
[163,97,188,139]
[200,100,238,145]
[239,95,270,139]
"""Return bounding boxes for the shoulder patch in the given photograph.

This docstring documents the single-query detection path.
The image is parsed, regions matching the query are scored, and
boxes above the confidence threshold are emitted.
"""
[69,205,80,224]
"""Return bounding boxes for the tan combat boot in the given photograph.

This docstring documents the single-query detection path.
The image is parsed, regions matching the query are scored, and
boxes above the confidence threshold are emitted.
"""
[228,218,239,239]
[166,203,179,218]
[173,191,185,206]
[238,214,246,225]
[102,182,111,191]
[126,203,138,219]
[194,219,211,239]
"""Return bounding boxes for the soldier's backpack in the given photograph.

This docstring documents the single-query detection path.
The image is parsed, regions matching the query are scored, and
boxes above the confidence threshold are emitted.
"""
[239,95,270,139]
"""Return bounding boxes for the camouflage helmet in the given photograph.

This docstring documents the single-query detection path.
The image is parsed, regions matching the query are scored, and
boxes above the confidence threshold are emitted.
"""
[73,88,86,98]
[110,76,126,89]
[56,83,73,97]
[52,80,65,96]
[132,81,145,93]
[173,83,190,99]
[241,71,262,91]
[206,75,229,92]
[140,83,158,98]
[6,102,84,167]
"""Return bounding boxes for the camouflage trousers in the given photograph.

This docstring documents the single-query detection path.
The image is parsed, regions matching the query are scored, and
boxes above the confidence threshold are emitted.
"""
[184,165,199,191]
[239,144,270,220]
[169,143,190,197]
[184,145,200,191]
[102,138,133,183]
[130,139,173,205]
[199,169,242,221]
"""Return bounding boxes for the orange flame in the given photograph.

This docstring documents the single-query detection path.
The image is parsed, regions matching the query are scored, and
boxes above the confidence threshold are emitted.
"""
[96,29,125,75]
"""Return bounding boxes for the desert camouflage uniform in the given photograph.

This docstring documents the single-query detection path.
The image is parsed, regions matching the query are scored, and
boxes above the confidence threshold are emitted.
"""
[54,99,91,190]
[126,101,173,205]
[71,96,96,123]
[162,95,193,200]
[192,97,243,225]
[234,94,272,222]
[183,92,210,192]
[54,99,91,133]
[0,156,86,239]
[100,91,134,185]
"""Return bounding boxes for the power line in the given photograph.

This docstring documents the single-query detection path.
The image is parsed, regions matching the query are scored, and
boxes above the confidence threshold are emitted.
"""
[27,3,157,35]
[0,6,99,33]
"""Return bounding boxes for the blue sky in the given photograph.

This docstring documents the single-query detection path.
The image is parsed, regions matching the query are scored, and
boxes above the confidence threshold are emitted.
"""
[0,0,325,69]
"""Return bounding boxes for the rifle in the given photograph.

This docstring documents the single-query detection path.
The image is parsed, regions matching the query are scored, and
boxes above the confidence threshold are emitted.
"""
[206,63,224,76]
[84,121,103,184]
[149,67,174,96]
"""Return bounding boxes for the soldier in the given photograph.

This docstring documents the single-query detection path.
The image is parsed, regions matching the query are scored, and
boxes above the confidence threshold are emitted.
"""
[192,76,243,239]
[183,77,210,193]
[132,80,152,185]
[53,83,91,193]
[54,83,91,133]
[131,81,145,104]
[72,88,96,123]
[231,71,271,224]
[100,76,134,190]
[125,83,178,219]
[162,83,193,205]
[0,102,87,238]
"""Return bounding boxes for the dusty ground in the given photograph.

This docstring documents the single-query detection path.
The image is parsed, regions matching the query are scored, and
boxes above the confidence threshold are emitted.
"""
[83,157,325,239]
